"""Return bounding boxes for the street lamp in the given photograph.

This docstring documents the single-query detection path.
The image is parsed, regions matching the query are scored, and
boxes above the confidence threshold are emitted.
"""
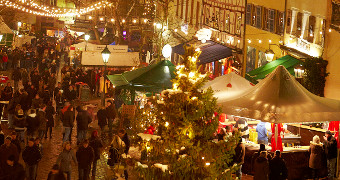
[162,44,172,59]
[101,45,111,106]
[84,34,90,51]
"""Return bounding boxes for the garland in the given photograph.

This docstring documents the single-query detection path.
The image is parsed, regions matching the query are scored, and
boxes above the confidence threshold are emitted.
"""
[303,57,329,97]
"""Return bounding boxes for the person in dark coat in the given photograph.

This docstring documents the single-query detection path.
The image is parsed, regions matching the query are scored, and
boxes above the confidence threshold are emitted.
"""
[0,126,4,146]
[0,137,19,168]
[269,150,288,180]
[26,109,39,140]
[76,106,92,144]
[10,132,22,154]
[96,107,107,135]
[7,90,21,129]
[118,129,130,180]
[233,136,245,179]
[323,130,338,180]
[37,104,47,139]
[32,94,43,109]
[47,164,66,180]
[76,140,94,180]
[56,142,77,180]
[22,138,42,180]
[89,131,103,177]
[254,151,269,180]
[0,155,25,180]
[251,144,272,174]
[309,135,324,179]
[62,106,74,142]
[45,101,55,139]
[105,100,116,137]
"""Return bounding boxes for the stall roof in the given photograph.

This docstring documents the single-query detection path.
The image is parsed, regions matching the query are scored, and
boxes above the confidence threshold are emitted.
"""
[202,72,253,102]
[172,40,233,64]
[245,55,301,84]
[107,60,176,93]
[219,65,340,123]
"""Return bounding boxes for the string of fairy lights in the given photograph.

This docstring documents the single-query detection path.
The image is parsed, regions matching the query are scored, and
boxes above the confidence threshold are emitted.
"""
[0,0,112,17]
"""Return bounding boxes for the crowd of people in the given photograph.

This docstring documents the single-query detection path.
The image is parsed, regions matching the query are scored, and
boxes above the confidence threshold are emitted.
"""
[0,35,131,180]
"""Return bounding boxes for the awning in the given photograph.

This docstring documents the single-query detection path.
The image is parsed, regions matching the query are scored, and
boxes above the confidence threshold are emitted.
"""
[172,40,233,64]
[245,55,301,84]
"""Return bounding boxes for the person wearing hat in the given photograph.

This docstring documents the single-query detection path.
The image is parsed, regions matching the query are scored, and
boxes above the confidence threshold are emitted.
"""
[323,130,338,180]
[105,100,116,137]
[47,164,66,180]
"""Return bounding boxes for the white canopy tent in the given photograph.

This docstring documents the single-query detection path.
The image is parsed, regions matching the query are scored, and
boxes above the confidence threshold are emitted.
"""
[218,65,340,123]
[203,72,253,102]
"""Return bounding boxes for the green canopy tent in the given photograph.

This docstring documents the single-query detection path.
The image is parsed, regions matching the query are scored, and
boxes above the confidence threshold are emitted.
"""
[107,60,176,104]
[245,55,302,84]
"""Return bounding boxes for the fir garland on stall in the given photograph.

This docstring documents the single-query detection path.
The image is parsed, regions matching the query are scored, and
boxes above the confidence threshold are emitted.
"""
[134,45,238,179]
[303,57,329,97]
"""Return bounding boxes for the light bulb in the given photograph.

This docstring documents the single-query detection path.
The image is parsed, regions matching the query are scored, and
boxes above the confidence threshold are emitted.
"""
[259,40,262,43]
[189,72,195,78]
[248,40,251,43]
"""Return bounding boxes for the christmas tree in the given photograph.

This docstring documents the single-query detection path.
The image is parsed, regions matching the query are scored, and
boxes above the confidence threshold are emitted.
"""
[135,45,238,179]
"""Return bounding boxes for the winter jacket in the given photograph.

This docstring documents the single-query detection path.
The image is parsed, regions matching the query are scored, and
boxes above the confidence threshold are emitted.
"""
[45,106,55,127]
[57,150,77,172]
[121,133,130,154]
[105,104,116,119]
[76,146,94,169]
[309,142,324,169]
[76,110,92,131]
[26,113,39,133]
[22,145,42,166]
[11,139,21,154]
[37,110,47,131]
[254,156,269,180]
[97,109,107,127]
[0,144,19,168]
[31,98,43,109]
[0,162,25,180]
[233,142,245,164]
[62,110,74,127]
[47,171,66,180]
[324,136,338,160]
[89,137,104,160]
[269,156,288,180]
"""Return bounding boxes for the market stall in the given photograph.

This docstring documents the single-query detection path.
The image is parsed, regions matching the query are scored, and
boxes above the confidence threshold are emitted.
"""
[217,65,340,179]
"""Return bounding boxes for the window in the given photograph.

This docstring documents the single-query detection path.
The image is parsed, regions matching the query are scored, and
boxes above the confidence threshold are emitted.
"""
[236,14,242,35]
[276,11,284,35]
[225,13,230,32]
[268,9,276,32]
[307,16,315,43]
[263,8,269,31]
[296,12,303,37]
[286,10,292,34]
[246,4,252,25]
[255,6,262,29]
[252,5,256,26]
[258,51,268,68]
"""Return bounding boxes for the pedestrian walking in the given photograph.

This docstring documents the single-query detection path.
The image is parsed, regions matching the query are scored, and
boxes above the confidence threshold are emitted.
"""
[97,107,107,135]
[45,101,55,139]
[0,155,25,180]
[22,138,42,180]
[56,142,77,180]
[76,106,92,144]
[269,150,288,180]
[37,104,47,139]
[233,135,245,180]
[106,100,116,137]
[323,130,338,180]
[0,136,19,168]
[26,109,38,140]
[254,151,269,180]
[76,139,94,180]
[89,130,103,178]
[47,164,66,180]
[10,132,22,154]
[118,129,130,180]
[62,105,74,142]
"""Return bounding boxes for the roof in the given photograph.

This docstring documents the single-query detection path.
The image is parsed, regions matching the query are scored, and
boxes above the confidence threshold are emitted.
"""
[203,72,253,102]
[245,55,301,84]
[219,66,340,123]
[172,40,233,64]
[107,60,176,93]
